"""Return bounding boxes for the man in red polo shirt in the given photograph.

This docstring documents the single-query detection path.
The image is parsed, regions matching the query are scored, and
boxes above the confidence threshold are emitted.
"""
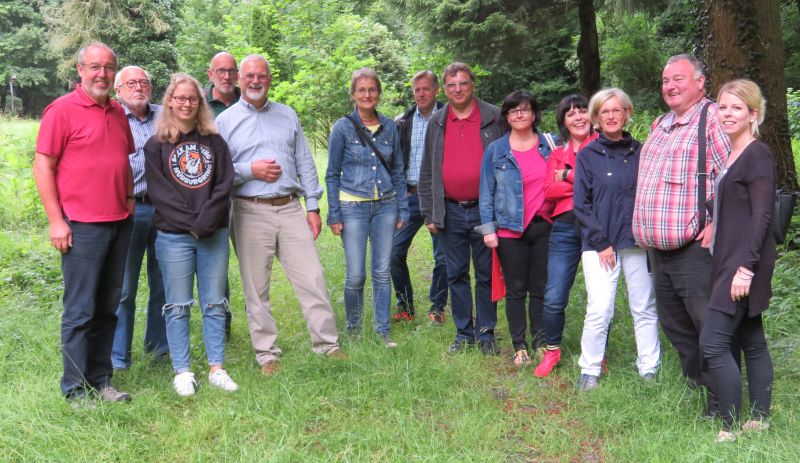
[418,63,504,354]
[33,42,135,404]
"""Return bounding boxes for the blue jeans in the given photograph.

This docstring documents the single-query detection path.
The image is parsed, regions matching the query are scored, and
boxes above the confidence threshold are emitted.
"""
[390,191,448,313]
[542,219,583,346]
[340,197,398,335]
[442,201,496,343]
[156,228,229,373]
[60,218,132,398]
[111,203,168,369]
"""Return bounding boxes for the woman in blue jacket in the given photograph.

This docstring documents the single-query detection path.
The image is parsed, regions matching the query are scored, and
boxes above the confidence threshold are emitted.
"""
[477,90,557,365]
[573,88,660,391]
[325,68,409,348]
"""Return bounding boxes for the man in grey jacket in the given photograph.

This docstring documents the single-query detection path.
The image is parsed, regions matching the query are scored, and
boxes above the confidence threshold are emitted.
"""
[418,62,504,355]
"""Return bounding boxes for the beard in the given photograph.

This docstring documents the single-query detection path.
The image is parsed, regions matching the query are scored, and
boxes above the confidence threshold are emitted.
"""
[83,79,111,101]
[245,86,266,102]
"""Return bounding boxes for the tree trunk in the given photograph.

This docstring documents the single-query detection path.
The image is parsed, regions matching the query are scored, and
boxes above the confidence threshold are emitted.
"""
[701,0,797,190]
[577,0,601,97]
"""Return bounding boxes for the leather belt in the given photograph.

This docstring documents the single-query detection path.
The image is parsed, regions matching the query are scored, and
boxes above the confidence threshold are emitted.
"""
[446,198,478,209]
[235,195,294,206]
[407,184,417,194]
[133,195,151,204]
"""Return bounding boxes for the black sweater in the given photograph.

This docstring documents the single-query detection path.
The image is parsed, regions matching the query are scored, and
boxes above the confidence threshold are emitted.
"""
[709,140,776,316]
[144,130,234,238]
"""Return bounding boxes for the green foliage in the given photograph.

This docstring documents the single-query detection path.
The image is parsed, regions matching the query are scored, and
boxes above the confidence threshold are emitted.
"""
[0,0,62,115]
[781,0,800,90]
[0,117,45,228]
[599,13,667,111]
[42,0,179,98]
[788,88,800,139]
[395,0,578,107]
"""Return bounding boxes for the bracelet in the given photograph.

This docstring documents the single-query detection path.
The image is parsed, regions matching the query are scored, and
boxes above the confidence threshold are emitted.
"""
[737,267,754,277]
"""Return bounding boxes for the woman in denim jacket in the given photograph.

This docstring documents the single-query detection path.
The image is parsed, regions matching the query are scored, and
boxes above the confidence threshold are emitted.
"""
[477,90,556,366]
[325,68,409,348]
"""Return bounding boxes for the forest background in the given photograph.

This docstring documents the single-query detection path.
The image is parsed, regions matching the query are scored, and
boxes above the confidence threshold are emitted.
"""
[2,1,800,461]
[3,0,800,155]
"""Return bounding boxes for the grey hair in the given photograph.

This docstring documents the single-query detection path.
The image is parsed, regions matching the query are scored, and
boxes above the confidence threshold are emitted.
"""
[666,54,706,79]
[349,67,382,97]
[114,66,151,87]
[77,42,117,65]
[239,54,271,78]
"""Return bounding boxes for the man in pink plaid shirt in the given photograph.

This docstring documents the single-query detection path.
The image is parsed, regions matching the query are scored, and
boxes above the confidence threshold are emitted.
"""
[633,54,730,418]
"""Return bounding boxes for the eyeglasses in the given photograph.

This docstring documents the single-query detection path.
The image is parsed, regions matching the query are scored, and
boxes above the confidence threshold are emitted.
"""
[508,108,532,117]
[80,63,116,74]
[355,87,380,95]
[120,79,151,89]
[444,81,472,90]
[211,67,239,77]
[241,73,269,81]
[173,96,200,105]
[599,108,625,118]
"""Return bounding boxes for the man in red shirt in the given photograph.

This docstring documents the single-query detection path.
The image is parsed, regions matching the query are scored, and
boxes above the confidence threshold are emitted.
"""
[418,63,504,354]
[33,42,135,404]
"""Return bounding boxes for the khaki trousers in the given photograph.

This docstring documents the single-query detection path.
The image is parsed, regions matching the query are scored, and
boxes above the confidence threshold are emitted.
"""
[232,197,339,364]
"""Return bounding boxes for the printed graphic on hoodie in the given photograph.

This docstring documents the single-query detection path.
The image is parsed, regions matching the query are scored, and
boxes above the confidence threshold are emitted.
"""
[169,142,214,189]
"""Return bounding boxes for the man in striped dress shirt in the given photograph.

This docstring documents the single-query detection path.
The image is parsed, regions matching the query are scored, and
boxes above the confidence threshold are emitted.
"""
[110,65,169,371]
[217,55,344,376]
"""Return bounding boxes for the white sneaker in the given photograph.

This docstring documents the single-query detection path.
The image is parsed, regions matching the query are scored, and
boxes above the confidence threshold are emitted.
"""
[208,369,239,392]
[173,372,197,397]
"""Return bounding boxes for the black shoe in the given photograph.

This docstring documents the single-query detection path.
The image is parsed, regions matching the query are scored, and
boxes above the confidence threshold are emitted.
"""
[702,400,721,420]
[479,340,500,356]
[448,338,470,353]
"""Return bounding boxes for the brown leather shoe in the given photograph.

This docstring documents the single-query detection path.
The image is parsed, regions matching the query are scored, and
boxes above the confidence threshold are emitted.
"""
[327,348,347,360]
[260,360,282,376]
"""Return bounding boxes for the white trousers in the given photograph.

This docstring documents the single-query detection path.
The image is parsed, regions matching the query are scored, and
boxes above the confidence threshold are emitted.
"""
[578,247,660,376]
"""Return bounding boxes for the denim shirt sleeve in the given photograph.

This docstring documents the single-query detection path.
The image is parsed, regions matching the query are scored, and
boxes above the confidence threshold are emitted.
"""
[387,118,409,224]
[477,142,498,235]
[325,119,346,225]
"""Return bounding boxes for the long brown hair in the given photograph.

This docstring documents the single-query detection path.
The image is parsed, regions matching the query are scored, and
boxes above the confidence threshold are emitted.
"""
[155,72,218,143]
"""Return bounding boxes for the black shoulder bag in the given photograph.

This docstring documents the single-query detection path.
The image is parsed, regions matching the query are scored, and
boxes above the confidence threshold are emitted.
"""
[345,115,392,174]
[772,190,796,244]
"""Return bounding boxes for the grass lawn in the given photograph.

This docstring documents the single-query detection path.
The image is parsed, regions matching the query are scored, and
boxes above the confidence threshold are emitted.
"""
[2,117,799,462]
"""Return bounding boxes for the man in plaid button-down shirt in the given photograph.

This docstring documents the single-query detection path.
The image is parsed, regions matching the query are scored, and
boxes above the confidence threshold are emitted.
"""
[633,54,730,417]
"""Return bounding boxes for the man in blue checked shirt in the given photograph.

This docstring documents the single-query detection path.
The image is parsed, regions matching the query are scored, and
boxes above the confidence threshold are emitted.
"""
[110,65,169,371]
[391,70,448,324]
[217,55,345,376]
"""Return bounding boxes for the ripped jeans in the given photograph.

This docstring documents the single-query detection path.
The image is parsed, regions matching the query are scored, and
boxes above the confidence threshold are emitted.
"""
[156,228,230,373]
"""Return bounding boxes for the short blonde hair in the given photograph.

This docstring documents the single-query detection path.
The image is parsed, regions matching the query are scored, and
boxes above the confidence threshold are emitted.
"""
[155,72,218,143]
[717,79,766,138]
[588,87,634,130]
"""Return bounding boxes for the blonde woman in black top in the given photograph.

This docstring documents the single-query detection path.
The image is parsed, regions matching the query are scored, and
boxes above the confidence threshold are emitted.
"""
[700,79,775,442]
